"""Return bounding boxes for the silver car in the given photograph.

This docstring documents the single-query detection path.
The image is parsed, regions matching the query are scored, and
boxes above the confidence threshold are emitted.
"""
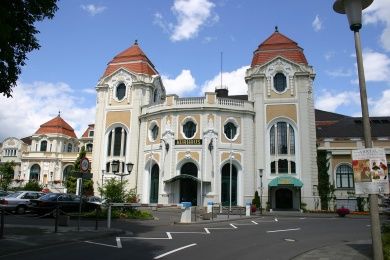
[0,191,45,214]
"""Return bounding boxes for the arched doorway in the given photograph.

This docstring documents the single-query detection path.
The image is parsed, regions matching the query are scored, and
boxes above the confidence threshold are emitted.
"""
[275,188,293,209]
[150,164,159,203]
[221,163,237,206]
[63,165,74,182]
[30,164,40,181]
[180,162,198,206]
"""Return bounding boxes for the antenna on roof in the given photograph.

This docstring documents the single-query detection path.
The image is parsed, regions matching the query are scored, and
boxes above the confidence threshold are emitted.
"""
[58,110,61,117]
[134,39,138,45]
[275,26,279,32]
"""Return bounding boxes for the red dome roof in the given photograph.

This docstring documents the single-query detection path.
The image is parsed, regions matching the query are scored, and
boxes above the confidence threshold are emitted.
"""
[251,29,308,67]
[102,41,158,78]
[35,115,77,138]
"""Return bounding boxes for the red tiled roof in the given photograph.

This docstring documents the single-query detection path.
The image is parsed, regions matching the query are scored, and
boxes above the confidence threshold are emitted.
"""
[35,115,77,138]
[102,41,158,78]
[81,124,94,138]
[251,30,308,67]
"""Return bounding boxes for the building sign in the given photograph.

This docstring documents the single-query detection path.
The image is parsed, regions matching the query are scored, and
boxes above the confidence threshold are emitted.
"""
[352,148,389,195]
[175,139,202,145]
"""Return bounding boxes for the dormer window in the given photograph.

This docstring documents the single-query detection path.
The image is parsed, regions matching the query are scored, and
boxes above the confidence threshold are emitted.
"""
[273,73,287,92]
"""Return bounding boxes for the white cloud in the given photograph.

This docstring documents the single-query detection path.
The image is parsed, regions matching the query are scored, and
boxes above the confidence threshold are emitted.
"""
[0,81,96,141]
[201,66,249,95]
[312,15,322,32]
[354,49,390,82]
[364,0,390,51]
[315,90,360,112]
[324,51,335,61]
[83,88,96,94]
[155,0,217,42]
[325,68,352,78]
[370,89,390,116]
[81,4,107,16]
[161,70,197,96]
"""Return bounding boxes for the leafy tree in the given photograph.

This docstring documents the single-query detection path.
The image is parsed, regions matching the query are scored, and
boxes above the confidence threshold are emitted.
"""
[0,0,58,97]
[252,191,260,209]
[65,147,94,195]
[99,178,126,203]
[0,161,15,190]
[317,149,331,210]
[23,180,43,191]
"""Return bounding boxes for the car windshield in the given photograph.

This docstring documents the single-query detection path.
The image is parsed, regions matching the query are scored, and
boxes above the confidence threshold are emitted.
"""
[39,193,62,201]
[6,192,23,198]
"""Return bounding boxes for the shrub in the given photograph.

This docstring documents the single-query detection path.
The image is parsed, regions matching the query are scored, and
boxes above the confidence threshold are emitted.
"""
[252,191,260,209]
[23,180,43,191]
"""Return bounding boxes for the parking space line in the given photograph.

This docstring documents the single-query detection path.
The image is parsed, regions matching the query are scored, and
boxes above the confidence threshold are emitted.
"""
[267,228,300,233]
[154,243,197,259]
[83,240,120,248]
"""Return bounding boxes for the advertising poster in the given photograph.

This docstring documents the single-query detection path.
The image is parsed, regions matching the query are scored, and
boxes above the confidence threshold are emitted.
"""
[352,148,389,195]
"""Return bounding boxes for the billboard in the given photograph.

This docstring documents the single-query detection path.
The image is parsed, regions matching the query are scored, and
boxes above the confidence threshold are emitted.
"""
[352,148,389,195]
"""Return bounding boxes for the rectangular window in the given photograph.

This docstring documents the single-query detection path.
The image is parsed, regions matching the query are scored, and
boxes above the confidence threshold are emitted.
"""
[270,127,275,155]
[89,131,94,137]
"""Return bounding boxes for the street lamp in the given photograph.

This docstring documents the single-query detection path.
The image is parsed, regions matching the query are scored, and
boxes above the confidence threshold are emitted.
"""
[258,169,263,215]
[333,1,383,259]
[50,171,53,183]
[111,161,134,186]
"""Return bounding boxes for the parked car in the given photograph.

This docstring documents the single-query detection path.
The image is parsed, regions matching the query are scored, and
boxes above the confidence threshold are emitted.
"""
[29,193,99,215]
[0,191,45,214]
[0,190,13,199]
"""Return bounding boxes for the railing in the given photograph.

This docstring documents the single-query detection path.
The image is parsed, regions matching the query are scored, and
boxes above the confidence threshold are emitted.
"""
[176,97,205,105]
[218,98,245,107]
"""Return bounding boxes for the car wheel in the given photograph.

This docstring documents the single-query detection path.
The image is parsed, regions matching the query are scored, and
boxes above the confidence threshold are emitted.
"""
[16,205,26,214]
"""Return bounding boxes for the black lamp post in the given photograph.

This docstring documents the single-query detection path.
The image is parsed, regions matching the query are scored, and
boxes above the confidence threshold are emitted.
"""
[111,161,134,186]
[258,169,263,215]
[333,1,383,259]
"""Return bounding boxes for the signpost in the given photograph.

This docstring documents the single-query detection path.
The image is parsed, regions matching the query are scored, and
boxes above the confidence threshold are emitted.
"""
[77,157,90,231]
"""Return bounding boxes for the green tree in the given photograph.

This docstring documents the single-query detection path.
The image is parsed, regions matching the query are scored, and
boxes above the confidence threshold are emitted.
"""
[65,147,94,195]
[0,0,58,97]
[317,149,331,210]
[0,161,15,191]
[23,180,43,191]
[99,178,126,203]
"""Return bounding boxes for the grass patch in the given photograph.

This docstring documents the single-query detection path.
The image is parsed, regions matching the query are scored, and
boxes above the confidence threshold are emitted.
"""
[383,223,390,260]
[82,207,153,220]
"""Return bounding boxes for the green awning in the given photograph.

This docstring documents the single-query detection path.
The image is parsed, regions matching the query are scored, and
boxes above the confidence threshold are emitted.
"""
[268,176,303,187]
[164,174,211,184]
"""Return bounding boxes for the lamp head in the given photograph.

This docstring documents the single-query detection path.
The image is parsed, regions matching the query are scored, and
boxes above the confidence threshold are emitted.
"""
[333,0,373,32]
[111,160,120,173]
[258,169,263,178]
[126,162,134,174]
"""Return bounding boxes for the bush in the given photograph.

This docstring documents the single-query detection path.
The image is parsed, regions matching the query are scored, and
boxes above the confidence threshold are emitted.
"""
[252,191,260,209]
[82,208,153,220]
[23,180,43,191]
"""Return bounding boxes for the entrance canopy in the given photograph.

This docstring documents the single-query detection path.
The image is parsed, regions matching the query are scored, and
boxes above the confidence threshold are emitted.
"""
[164,174,211,184]
[268,176,303,187]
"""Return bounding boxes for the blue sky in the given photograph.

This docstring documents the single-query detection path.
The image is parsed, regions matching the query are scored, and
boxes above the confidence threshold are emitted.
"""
[1,0,390,141]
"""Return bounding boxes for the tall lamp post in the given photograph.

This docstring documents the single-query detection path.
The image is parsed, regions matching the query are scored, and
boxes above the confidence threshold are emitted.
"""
[333,1,383,259]
[258,169,263,215]
[111,161,134,187]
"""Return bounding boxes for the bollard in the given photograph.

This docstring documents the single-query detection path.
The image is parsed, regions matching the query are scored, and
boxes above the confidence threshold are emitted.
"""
[107,205,112,229]
[246,203,251,216]
[180,202,192,223]
[95,207,99,230]
[0,207,4,239]
[54,205,59,233]
[207,202,213,213]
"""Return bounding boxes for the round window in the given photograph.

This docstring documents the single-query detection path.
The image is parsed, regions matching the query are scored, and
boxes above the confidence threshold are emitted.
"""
[224,122,237,140]
[273,73,287,92]
[183,121,196,138]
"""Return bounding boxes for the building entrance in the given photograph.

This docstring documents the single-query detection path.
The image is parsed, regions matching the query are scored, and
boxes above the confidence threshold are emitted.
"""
[149,164,159,203]
[180,162,198,206]
[275,188,293,209]
[221,163,237,206]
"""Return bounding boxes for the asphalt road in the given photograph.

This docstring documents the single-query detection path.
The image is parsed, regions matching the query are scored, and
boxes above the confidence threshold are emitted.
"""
[2,215,371,260]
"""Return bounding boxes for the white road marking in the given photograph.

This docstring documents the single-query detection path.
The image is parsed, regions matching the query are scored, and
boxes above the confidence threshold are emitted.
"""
[274,217,278,222]
[299,217,306,220]
[154,243,197,259]
[267,228,301,233]
[252,221,258,224]
[116,237,122,248]
[230,223,238,229]
[83,240,120,248]
[284,238,296,242]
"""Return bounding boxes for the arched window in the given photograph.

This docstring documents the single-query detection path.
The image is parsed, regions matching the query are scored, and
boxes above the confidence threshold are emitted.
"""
[336,164,354,188]
[183,121,196,138]
[67,143,73,152]
[30,164,40,181]
[150,124,159,141]
[269,121,296,175]
[86,143,93,152]
[107,127,127,157]
[116,83,126,100]
[273,72,287,92]
[63,165,74,181]
[40,140,47,152]
[224,122,237,140]
[153,89,158,103]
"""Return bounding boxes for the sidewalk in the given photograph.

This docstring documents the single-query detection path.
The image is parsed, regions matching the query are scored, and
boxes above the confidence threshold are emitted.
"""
[0,209,374,259]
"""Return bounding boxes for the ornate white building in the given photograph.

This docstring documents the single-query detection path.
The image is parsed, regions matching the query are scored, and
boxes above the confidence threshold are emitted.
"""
[91,29,319,210]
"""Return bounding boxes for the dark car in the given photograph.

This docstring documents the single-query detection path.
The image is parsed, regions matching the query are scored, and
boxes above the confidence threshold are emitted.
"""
[29,193,99,215]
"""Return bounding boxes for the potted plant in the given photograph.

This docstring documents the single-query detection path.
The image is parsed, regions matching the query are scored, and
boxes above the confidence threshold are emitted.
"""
[336,206,350,217]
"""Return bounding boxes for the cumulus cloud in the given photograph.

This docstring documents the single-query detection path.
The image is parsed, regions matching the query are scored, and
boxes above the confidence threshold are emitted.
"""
[154,0,218,42]
[364,0,390,51]
[325,68,352,78]
[324,51,335,61]
[81,4,107,16]
[312,15,322,32]
[315,90,360,112]
[201,66,249,95]
[161,70,197,96]
[351,50,390,83]
[370,89,390,116]
[0,81,96,141]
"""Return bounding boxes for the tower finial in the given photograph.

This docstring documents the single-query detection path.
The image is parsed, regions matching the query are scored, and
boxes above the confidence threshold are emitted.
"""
[134,39,138,45]
[275,26,279,32]
[58,110,61,117]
